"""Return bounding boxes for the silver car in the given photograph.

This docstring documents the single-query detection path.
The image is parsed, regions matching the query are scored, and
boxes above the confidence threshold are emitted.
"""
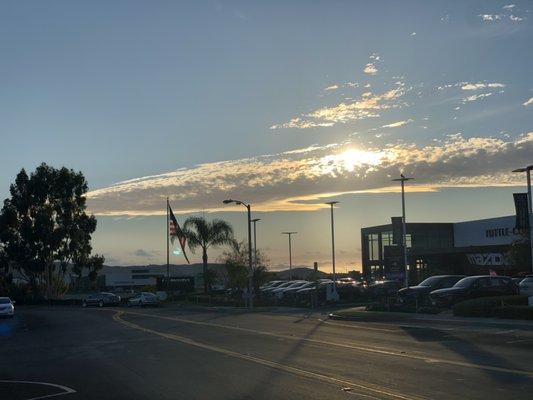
[128,292,159,307]
[0,297,15,318]
[519,277,533,297]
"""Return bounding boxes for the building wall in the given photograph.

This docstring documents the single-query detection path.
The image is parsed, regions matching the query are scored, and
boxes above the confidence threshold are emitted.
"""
[454,215,526,247]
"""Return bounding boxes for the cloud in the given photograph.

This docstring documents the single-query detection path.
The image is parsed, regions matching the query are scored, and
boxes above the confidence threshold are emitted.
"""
[270,118,334,130]
[461,82,505,90]
[324,85,339,91]
[363,53,380,75]
[479,14,502,21]
[523,97,533,106]
[503,4,515,10]
[364,63,378,75]
[462,92,493,103]
[381,119,413,128]
[271,83,406,129]
[509,15,524,22]
[87,133,533,216]
[410,32,417,36]
[134,249,156,258]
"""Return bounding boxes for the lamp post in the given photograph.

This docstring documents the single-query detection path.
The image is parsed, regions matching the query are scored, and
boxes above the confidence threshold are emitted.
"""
[251,218,261,268]
[392,174,413,287]
[512,165,533,273]
[223,199,254,310]
[325,201,339,298]
[282,232,297,280]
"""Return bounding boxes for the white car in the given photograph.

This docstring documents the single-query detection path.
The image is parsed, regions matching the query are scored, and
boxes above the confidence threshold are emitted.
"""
[128,292,160,307]
[272,281,308,299]
[519,277,533,296]
[0,297,15,318]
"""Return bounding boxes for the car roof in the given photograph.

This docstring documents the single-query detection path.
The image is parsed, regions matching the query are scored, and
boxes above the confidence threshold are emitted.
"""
[0,297,11,300]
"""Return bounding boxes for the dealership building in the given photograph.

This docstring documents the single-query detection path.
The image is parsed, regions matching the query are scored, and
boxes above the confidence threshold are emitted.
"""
[361,215,529,283]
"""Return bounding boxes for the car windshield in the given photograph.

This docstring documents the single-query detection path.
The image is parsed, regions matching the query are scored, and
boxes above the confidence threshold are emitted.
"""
[453,277,479,288]
[0,298,11,304]
[418,277,443,287]
[143,293,156,298]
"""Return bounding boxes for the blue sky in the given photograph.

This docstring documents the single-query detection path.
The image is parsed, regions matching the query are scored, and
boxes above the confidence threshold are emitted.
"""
[0,1,532,270]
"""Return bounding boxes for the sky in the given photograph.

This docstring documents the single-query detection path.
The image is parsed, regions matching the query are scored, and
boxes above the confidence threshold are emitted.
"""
[0,1,532,271]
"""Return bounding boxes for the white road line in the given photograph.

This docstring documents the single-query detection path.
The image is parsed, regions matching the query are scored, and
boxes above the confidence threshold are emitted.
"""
[113,309,533,378]
[0,380,76,400]
[113,311,429,400]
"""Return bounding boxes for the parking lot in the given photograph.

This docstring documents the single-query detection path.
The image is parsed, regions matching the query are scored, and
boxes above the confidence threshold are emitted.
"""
[1,305,532,400]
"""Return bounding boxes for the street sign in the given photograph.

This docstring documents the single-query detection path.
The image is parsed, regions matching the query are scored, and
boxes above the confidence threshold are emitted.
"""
[513,193,530,229]
[391,216,403,245]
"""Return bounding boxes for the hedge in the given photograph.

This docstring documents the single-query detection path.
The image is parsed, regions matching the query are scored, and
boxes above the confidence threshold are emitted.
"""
[453,295,528,318]
[494,305,533,320]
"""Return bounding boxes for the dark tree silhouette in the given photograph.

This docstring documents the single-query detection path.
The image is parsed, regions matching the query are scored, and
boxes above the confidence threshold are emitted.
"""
[0,163,104,297]
[183,216,234,293]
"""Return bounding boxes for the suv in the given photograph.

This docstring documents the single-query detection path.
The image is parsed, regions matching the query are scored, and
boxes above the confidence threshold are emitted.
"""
[429,276,518,308]
[397,275,465,306]
[82,292,121,307]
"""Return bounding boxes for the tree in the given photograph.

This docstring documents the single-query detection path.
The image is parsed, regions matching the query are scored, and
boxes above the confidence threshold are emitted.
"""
[183,216,234,293]
[509,236,531,272]
[0,163,104,298]
[219,240,272,292]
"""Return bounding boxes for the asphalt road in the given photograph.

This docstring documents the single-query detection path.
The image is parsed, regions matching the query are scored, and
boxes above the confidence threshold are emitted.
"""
[1,305,532,400]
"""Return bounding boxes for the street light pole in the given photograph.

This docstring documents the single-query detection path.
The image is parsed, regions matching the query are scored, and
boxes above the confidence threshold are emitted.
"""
[325,201,339,297]
[223,199,254,311]
[282,232,297,280]
[512,165,533,273]
[251,218,261,269]
[392,174,413,287]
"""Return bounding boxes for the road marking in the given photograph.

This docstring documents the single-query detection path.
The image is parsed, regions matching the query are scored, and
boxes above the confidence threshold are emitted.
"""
[112,311,428,400]
[0,380,76,400]
[319,319,397,332]
[113,309,533,378]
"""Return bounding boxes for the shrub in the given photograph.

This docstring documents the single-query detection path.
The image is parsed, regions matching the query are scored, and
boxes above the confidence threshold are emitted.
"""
[494,306,533,320]
[453,295,528,317]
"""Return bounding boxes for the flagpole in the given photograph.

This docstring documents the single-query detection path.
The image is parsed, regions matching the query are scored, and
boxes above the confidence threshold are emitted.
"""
[166,197,170,289]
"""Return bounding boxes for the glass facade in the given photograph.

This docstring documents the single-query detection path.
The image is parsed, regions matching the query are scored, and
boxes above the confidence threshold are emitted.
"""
[361,223,454,283]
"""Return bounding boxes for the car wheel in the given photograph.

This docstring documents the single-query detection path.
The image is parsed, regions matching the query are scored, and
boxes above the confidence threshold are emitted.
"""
[82,301,87,308]
[139,301,143,307]
[98,300,104,308]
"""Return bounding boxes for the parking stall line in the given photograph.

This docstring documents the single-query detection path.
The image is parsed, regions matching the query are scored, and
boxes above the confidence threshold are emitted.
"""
[110,309,533,378]
[112,311,429,400]
[0,380,76,400]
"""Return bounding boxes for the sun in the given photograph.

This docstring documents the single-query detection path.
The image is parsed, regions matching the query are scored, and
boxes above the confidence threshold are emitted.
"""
[323,148,385,172]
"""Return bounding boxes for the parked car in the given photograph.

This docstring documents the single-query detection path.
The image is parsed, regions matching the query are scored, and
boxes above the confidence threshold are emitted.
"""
[261,281,293,296]
[519,277,533,296]
[82,292,121,307]
[128,292,159,307]
[282,282,316,303]
[272,281,308,300]
[397,275,465,306]
[259,280,284,291]
[429,276,518,308]
[295,280,335,305]
[367,280,404,298]
[0,297,15,318]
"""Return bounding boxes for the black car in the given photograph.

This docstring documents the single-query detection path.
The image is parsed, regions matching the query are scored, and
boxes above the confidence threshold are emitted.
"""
[429,276,518,308]
[367,280,404,298]
[82,292,121,307]
[397,275,465,306]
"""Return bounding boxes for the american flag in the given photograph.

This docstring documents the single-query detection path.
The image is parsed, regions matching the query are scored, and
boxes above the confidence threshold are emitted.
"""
[168,203,190,263]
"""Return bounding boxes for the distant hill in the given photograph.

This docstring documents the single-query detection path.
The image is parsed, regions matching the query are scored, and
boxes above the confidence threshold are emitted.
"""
[274,267,329,280]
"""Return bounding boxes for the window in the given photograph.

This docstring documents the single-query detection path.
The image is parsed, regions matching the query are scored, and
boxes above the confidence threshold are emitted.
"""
[368,233,380,261]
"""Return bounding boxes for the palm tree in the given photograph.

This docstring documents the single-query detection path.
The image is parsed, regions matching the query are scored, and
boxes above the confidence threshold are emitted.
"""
[183,216,234,293]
